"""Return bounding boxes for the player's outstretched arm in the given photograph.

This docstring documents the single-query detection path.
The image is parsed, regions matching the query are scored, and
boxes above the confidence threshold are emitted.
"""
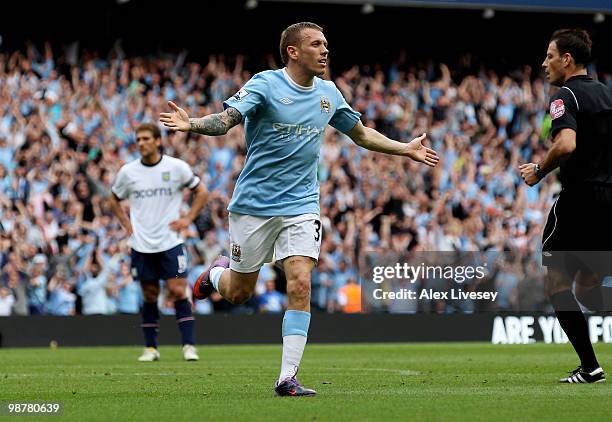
[160,101,242,136]
[346,121,440,167]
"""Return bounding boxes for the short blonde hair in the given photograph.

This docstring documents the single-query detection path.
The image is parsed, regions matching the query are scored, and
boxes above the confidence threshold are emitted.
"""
[279,22,323,65]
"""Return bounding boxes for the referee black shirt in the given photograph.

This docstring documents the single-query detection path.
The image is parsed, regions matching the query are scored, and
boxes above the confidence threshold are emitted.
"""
[549,75,612,187]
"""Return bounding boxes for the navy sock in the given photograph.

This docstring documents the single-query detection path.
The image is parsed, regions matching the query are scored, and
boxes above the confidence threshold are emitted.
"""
[175,298,195,346]
[550,290,599,371]
[142,302,159,348]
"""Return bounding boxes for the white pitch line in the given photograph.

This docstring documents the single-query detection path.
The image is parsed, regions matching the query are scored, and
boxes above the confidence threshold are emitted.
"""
[328,368,420,376]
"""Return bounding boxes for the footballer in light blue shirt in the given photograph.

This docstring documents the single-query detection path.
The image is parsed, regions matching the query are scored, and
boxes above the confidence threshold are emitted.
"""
[161,22,439,397]
[222,67,361,216]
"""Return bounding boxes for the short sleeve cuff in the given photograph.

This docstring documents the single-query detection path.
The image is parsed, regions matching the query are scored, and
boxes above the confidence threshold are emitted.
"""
[551,124,577,138]
[334,115,361,134]
[111,186,125,200]
[185,175,201,190]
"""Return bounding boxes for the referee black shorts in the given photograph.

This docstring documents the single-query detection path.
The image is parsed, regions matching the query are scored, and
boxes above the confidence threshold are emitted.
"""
[542,185,612,275]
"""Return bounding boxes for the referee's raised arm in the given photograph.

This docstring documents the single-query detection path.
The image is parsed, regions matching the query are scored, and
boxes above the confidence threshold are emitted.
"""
[519,127,576,186]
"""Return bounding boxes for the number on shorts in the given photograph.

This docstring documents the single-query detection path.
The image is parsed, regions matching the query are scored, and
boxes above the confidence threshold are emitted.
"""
[313,220,322,242]
[177,255,187,273]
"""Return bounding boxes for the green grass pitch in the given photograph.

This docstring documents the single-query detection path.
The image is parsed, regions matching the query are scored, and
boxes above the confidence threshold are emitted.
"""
[0,343,610,421]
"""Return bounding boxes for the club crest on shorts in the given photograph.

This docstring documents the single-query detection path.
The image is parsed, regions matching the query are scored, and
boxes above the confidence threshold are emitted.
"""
[320,96,331,113]
[550,99,565,120]
[162,171,170,182]
[231,243,242,263]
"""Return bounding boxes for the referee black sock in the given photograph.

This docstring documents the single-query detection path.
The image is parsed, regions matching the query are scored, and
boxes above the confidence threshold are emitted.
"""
[174,298,195,346]
[603,286,612,312]
[577,285,612,312]
[577,286,604,312]
[550,290,600,372]
[141,302,160,348]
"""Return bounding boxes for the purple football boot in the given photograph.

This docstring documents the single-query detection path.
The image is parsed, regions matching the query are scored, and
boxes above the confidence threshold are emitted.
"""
[274,374,317,397]
[192,256,230,301]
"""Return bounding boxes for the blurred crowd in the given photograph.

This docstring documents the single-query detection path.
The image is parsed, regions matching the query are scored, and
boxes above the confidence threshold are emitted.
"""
[2,42,610,316]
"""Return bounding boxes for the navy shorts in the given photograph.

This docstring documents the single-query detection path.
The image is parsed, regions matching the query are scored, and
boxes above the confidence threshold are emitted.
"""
[131,244,188,281]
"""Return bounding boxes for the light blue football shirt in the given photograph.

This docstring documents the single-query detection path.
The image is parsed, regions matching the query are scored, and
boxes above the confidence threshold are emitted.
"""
[223,68,361,216]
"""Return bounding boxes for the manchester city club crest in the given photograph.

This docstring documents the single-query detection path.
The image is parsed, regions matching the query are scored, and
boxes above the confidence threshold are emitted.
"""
[231,243,242,263]
[162,171,170,182]
[320,96,330,113]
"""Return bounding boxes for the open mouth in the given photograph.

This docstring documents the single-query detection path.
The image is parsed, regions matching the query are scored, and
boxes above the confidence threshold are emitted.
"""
[318,59,327,66]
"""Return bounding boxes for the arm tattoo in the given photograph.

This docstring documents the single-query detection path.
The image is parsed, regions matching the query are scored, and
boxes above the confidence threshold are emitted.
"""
[225,107,243,127]
[189,115,226,135]
[189,107,243,136]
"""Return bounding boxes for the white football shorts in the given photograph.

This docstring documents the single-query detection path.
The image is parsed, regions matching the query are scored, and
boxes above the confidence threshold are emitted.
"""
[228,212,322,273]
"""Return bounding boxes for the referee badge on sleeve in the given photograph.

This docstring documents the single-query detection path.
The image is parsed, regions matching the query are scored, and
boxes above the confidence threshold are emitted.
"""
[550,99,565,120]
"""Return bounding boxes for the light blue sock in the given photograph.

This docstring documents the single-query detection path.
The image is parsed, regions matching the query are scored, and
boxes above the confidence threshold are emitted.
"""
[210,267,224,291]
[282,310,311,337]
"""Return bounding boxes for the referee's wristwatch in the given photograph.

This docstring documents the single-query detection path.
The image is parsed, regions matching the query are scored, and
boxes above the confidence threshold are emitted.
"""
[534,164,544,180]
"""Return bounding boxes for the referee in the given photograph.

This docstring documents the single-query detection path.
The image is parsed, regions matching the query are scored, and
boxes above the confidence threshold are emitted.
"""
[520,28,612,383]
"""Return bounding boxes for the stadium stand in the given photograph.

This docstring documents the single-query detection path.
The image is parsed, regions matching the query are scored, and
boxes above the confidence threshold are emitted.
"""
[6,39,607,315]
